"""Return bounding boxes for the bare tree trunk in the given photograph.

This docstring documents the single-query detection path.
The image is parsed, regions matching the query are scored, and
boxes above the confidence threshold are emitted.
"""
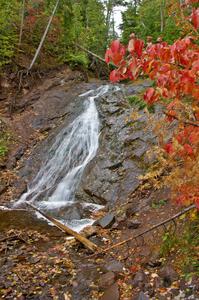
[28,0,60,71]
[105,0,113,46]
[160,0,165,33]
[19,0,25,47]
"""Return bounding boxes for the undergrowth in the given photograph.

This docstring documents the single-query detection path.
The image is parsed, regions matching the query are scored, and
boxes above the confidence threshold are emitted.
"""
[0,127,10,158]
[127,94,155,113]
[160,211,199,279]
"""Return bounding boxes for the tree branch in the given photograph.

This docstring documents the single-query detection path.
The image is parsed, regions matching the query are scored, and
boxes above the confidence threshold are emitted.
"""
[164,111,199,127]
[89,204,195,257]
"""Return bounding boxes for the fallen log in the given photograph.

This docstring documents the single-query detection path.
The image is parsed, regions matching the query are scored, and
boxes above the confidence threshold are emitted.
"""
[25,202,98,252]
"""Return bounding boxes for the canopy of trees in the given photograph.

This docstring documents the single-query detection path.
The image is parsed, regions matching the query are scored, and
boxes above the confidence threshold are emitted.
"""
[0,0,128,70]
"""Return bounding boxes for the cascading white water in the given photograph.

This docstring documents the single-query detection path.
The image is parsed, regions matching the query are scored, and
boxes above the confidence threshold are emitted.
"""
[15,85,111,231]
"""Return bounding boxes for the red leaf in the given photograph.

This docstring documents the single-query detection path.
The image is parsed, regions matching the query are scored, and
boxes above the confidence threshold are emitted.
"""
[195,197,199,210]
[105,40,126,66]
[164,142,174,154]
[143,88,158,105]
[191,8,199,30]
[184,143,194,155]
[109,70,121,82]
[128,38,144,58]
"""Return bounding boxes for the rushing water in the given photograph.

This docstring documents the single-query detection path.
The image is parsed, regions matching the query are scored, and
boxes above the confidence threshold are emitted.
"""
[15,85,112,231]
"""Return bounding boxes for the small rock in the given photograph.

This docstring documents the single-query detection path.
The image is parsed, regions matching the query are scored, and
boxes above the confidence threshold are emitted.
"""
[103,260,124,273]
[99,272,115,289]
[95,213,115,229]
[148,252,162,267]
[153,276,162,289]
[127,220,141,229]
[126,206,137,218]
[159,265,179,287]
[132,270,146,287]
[139,247,151,258]
[100,283,120,300]
[170,289,180,297]
[133,291,149,300]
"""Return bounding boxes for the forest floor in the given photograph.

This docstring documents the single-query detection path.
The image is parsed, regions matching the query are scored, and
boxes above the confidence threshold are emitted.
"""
[0,68,198,300]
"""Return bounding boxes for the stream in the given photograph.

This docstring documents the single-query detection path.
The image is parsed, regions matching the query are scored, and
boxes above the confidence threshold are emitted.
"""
[0,74,154,233]
[15,85,120,231]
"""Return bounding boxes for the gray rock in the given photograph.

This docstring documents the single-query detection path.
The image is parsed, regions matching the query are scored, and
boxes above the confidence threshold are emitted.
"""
[126,206,137,217]
[100,283,120,300]
[148,252,162,267]
[96,213,115,229]
[132,270,146,287]
[133,291,149,300]
[159,265,179,287]
[99,272,115,289]
[127,220,141,229]
[103,260,124,273]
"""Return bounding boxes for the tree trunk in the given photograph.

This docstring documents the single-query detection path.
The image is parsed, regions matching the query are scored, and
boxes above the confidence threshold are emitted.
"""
[28,0,60,71]
[19,0,25,47]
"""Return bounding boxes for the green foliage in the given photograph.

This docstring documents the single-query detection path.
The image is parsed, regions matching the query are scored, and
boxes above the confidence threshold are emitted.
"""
[0,145,8,157]
[0,0,109,70]
[121,0,181,44]
[127,94,155,112]
[160,231,177,256]
[64,52,89,68]
[151,199,167,209]
[121,5,138,44]
[127,94,146,110]
[160,214,199,278]
[0,130,10,158]
[0,0,19,67]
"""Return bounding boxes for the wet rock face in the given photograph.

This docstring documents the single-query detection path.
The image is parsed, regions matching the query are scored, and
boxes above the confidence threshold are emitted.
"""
[76,82,155,208]
[6,78,155,219]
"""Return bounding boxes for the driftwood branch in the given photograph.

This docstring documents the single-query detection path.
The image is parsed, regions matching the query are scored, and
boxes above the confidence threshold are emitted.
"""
[25,202,98,252]
[90,204,195,257]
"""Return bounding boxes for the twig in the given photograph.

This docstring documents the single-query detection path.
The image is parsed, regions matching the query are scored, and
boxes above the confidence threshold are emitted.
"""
[16,272,27,284]
[0,235,18,243]
[89,204,195,257]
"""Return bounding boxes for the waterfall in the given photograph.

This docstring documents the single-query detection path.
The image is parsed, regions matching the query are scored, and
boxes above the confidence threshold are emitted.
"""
[15,85,111,231]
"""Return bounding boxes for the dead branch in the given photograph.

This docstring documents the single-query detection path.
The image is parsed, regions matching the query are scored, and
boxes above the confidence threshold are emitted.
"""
[75,44,106,63]
[89,204,195,257]
[164,111,199,127]
[25,202,99,252]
